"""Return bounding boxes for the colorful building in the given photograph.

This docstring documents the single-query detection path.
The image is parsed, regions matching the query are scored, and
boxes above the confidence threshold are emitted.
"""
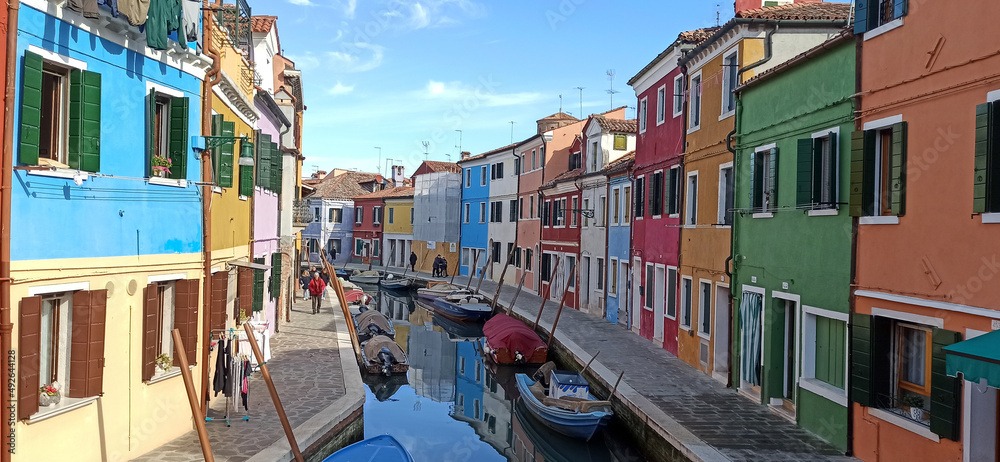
[604,153,635,326]
[458,150,492,277]
[732,32,855,450]
[849,1,1000,460]
[379,187,416,269]
[513,133,547,294]
[10,1,209,459]
[300,171,381,267]
[411,161,462,275]
[539,164,582,310]
[483,145,520,284]
[352,190,387,266]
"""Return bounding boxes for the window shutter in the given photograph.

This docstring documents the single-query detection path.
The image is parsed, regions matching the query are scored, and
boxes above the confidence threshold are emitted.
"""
[854,0,870,34]
[849,131,867,216]
[174,279,200,366]
[19,52,43,166]
[827,131,839,207]
[767,148,779,211]
[253,258,265,312]
[68,290,107,398]
[147,88,157,175]
[893,0,908,19]
[258,134,271,190]
[271,142,282,195]
[973,103,990,213]
[890,122,907,216]
[168,97,189,180]
[850,313,872,407]
[17,296,42,420]
[68,69,101,173]
[211,271,228,331]
[141,283,158,382]
[796,138,814,208]
[239,164,253,197]
[751,151,763,211]
[237,268,253,321]
[219,120,235,188]
[270,253,282,300]
[930,328,962,440]
[211,114,224,184]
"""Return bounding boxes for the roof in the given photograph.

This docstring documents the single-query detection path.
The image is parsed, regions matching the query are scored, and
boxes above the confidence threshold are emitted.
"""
[603,151,635,175]
[538,112,579,122]
[542,168,585,189]
[251,15,277,33]
[627,27,721,85]
[419,160,461,174]
[738,29,854,91]
[595,116,638,134]
[355,186,415,200]
[309,172,377,200]
[458,143,518,164]
[736,2,852,20]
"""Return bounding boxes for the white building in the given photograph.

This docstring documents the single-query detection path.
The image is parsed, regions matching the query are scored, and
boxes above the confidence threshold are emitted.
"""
[482,145,520,284]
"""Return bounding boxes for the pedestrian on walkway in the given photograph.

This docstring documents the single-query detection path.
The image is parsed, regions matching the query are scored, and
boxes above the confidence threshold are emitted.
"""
[320,268,331,300]
[299,270,311,300]
[308,272,326,314]
[439,256,449,277]
[409,251,417,272]
[432,255,441,277]
[329,246,337,263]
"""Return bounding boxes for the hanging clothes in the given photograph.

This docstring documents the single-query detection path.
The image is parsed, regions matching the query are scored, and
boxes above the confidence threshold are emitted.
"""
[240,358,251,411]
[119,0,151,26]
[146,0,185,50]
[68,0,100,18]
[182,0,201,48]
[213,338,231,397]
[97,0,120,18]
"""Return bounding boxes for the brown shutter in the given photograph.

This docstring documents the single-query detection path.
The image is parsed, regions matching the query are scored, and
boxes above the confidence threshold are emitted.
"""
[142,283,159,382]
[68,290,107,398]
[173,279,200,366]
[237,268,253,321]
[18,296,42,421]
[211,271,229,331]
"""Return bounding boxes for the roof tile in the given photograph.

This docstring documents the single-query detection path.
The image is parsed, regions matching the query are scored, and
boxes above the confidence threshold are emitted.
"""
[251,15,277,33]
[735,2,851,20]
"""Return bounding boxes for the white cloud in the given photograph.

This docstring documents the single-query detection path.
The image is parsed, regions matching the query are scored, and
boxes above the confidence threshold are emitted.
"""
[328,82,355,95]
[288,0,315,5]
[326,42,385,73]
[419,80,543,107]
[344,0,357,18]
[285,52,321,71]
[409,3,431,29]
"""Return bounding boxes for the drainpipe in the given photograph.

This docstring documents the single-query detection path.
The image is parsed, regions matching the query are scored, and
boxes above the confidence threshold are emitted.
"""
[726,94,740,389]
[602,179,610,319]
[845,33,864,459]
[199,0,223,417]
[738,25,777,79]
[1,2,20,459]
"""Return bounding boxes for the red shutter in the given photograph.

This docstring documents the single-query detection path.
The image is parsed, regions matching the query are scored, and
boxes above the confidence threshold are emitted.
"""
[142,284,159,382]
[173,279,200,365]
[237,268,253,321]
[17,297,42,421]
[69,290,107,398]
[211,271,229,331]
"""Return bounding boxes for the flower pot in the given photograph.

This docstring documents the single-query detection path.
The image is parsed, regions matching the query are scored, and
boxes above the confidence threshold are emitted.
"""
[39,393,60,407]
[153,169,169,178]
[909,407,924,421]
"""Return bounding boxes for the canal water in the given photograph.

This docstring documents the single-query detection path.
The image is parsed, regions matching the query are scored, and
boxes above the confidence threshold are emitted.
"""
[353,285,649,462]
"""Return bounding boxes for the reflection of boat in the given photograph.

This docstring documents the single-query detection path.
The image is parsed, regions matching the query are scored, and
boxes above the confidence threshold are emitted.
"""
[363,374,409,402]
[416,283,468,300]
[351,270,383,284]
[361,335,409,375]
[513,400,613,462]
[355,310,395,342]
[482,313,547,365]
[433,293,493,321]
[515,373,613,441]
[321,434,413,462]
[431,311,485,340]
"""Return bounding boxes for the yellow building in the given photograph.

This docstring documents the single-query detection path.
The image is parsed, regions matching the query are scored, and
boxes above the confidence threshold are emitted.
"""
[383,192,415,269]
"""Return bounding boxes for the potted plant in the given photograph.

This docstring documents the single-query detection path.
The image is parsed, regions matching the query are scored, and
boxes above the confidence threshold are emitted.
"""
[39,384,60,407]
[901,394,925,421]
[155,353,173,372]
[151,155,173,178]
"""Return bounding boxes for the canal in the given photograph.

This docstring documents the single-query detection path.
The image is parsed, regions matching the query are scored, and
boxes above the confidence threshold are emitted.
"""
[351,285,649,461]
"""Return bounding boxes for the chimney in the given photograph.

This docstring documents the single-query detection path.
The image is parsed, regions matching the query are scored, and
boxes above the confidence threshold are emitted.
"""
[460,151,471,160]
[314,170,327,179]
[734,0,821,15]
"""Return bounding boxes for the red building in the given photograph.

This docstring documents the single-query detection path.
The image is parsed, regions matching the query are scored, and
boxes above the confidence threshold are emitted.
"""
[539,139,583,310]
[351,193,385,265]
[626,29,716,352]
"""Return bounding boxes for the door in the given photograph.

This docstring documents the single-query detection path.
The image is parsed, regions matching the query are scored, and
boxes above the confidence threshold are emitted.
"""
[713,285,730,382]
[581,256,590,308]
[653,266,665,340]
[640,263,654,339]
[631,257,641,332]
[964,331,999,462]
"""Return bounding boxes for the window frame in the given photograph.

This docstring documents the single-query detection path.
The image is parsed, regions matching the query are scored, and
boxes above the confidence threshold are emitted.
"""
[672,74,684,118]
[480,166,487,186]
[639,97,648,134]
[698,279,712,339]
[372,206,382,224]
[465,168,471,188]
[752,143,777,217]
[685,171,698,226]
[656,84,666,126]
[570,196,578,228]
[609,257,618,297]
[720,49,739,120]
[666,266,677,319]
[800,305,849,406]
[718,162,734,227]
[388,207,394,224]
[688,71,703,133]
[680,277,693,330]
[612,187,621,225]
[595,257,605,292]
[479,202,487,224]
[463,203,470,224]
[355,206,363,224]
[808,127,841,214]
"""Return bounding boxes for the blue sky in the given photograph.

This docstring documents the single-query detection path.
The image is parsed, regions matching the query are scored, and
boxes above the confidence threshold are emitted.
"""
[270,0,737,177]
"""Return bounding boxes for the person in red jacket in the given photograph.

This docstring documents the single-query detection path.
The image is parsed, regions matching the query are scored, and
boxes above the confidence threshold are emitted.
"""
[308,272,326,314]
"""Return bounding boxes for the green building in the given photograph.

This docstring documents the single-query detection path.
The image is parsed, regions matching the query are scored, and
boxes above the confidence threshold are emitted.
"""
[731,32,855,451]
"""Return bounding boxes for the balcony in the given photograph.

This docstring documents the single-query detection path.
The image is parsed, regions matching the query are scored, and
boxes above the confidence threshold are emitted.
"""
[293,200,313,230]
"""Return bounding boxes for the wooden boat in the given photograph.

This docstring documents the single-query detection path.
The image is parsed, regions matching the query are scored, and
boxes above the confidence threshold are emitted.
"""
[361,335,409,376]
[379,274,412,290]
[515,372,613,441]
[355,310,395,342]
[416,283,467,300]
[322,434,413,462]
[482,313,547,365]
[351,270,383,284]
[433,292,492,321]
[513,400,613,462]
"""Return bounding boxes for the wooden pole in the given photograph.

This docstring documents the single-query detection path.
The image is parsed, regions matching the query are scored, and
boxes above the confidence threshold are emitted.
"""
[547,265,577,348]
[611,371,625,397]
[475,252,494,294]
[580,350,600,377]
[321,253,362,361]
[243,323,304,462]
[170,329,214,462]
[449,254,458,284]
[464,250,480,291]
[507,268,529,316]
[490,246,517,311]
[532,257,560,330]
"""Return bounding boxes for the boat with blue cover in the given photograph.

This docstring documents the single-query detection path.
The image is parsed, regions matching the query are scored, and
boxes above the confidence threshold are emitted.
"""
[321,434,413,462]
[515,372,613,441]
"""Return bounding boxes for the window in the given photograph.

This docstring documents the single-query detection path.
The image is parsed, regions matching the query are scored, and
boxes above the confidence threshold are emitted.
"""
[798,131,839,211]
[308,239,318,253]
[543,200,551,227]
[552,199,564,227]
[373,206,382,224]
[650,171,664,216]
[596,258,604,291]
[582,198,590,227]
[689,74,702,130]
[464,203,470,223]
[896,324,931,396]
[506,243,514,265]
[493,162,504,179]
[529,195,535,219]
[510,199,518,222]
[975,101,1000,213]
[855,0,907,34]
[328,238,342,254]
[492,241,501,263]
[537,193,543,219]
[718,165,734,225]
[540,147,546,167]
[410,207,414,224]
[656,85,666,125]
[850,121,907,218]
[666,268,677,318]
[525,248,533,271]
[590,141,600,171]
[521,154,526,173]
[639,97,647,133]
[490,201,503,223]
[802,311,847,393]
[514,156,520,175]
[599,195,607,226]
[699,281,711,336]
[752,147,778,214]
[332,208,343,223]
[721,51,738,116]
[672,75,684,117]
[613,134,627,151]
[566,255,575,289]
[519,198,524,219]
[355,238,365,256]
[19,51,103,174]
[514,247,522,268]
[667,167,681,215]
[355,207,363,224]
[387,207,394,224]
[609,259,618,296]
[143,279,199,381]
[313,207,320,222]
[465,168,471,187]
[686,173,698,225]
[462,248,470,266]
[541,253,552,282]
[623,186,632,223]
[209,115,237,188]
[571,196,578,227]
[635,177,645,217]
[531,150,536,170]
[480,166,487,186]
[569,151,582,170]
[680,278,692,328]
[479,202,487,223]
[612,188,621,224]
[372,240,380,257]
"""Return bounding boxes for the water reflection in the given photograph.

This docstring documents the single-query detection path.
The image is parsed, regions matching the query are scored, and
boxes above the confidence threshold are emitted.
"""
[358,287,646,461]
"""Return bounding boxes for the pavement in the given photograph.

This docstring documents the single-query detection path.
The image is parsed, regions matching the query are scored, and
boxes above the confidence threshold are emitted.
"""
[344,262,855,462]
[132,289,364,462]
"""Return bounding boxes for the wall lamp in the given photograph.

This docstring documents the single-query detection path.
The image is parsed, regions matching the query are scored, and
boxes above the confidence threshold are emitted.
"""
[191,135,256,166]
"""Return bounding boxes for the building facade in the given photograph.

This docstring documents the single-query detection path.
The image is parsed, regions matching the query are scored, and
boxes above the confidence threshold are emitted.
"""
[352,194,385,267]
[458,152,491,277]
[604,154,635,326]
[380,188,416,269]
[484,146,519,284]
[540,167,582,311]
[411,163,462,275]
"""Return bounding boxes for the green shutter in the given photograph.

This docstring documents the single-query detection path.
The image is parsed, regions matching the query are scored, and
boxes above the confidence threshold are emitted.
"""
[930,328,961,440]
[211,114,223,184]
[751,151,761,211]
[68,69,101,172]
[974,103,990,213]
[239,165,253,197]
[850,313,872,406]
[147,88,157,175]
[849,131,867,216]
[167,97,188,180]
[269,253,281,300]
[796,138,814,208]
[19,52,43,165]
[827,131,839,207]
[767,148,778,211]
[270,142,282,195]
[252,257,265,312]
[890,122,907,216]
[219,120,235,188]
[257,133,271,190]
[853,0,869,33]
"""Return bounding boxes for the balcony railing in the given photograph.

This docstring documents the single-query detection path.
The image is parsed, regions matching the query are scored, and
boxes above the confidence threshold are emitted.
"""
[874,392,930,427]
[215,0,253,61]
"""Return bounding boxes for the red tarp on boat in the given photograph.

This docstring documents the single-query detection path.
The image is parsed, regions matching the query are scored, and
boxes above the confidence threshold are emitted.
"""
[484,313,546,352]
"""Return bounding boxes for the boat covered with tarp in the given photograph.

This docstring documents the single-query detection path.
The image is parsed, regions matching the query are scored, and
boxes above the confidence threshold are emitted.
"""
[355,309,395,342]
[482,313,547,365]
[361,335,409,375]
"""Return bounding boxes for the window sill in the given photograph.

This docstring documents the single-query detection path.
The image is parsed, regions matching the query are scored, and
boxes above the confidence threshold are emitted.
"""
[669,214,680,219]
[864,18,904,41]
[27,168,88,181]
[798,378,847,407]
[697,331,711,340]
[147,367,184,385]
[687,126,701,135]
[27,395,100,424]
[643,306,653,311]
[679,324,692,332]
[982,213,1000,224]
[752,213,773,219]
[718,110,735,122]
[868,407,939,442]
[239,195,248,201]
[807,209,838,217]
[859,216,899,225]
[147,177,188,188]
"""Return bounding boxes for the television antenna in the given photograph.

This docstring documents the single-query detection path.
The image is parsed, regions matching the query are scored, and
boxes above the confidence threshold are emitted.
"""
[455,129,463,154]
[421,141,430,160]
[606,70,619,109]
[509,121,516,144]
[574,86,585,118]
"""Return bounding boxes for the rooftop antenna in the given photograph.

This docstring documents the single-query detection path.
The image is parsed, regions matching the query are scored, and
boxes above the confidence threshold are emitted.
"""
[455,129,463,154]
[374,146,382,175]
[574,86,585,118]
[627,105,636,119]
[508,121,516,144]
[716,3,720,27]
[421,141,429,160]
[558,94,563,114]
[606,70,619,109]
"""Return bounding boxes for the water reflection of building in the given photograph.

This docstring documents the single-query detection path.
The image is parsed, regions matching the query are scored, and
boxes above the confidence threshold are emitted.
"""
[454,342,485,421]
[463,369,516,460]
[407,320,456,403]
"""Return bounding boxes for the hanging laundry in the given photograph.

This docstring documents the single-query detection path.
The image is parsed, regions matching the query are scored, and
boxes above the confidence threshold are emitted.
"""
[240,359,251,412]
[68,0,100,18]
[213,338,231,397]
[97,0,120,18]
[119,0,151,26]
[146,0,185,50]
[182,0,202,48]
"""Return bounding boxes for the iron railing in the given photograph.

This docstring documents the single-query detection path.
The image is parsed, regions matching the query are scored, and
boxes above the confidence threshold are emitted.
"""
[874,392,930,426]
[215,0,253,61]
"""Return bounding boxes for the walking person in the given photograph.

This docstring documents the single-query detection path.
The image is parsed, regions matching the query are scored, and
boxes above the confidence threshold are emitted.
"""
[320,268,331,300]
[432,255,441,277]
[299,270,311,300]
[308,272,326,314]
[329,246,338,264]
[409,251,417,272]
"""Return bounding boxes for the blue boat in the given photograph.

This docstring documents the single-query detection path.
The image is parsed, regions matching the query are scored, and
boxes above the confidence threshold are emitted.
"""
[432,292,493,321]
[515,373,613,441]
[322,434,413,462]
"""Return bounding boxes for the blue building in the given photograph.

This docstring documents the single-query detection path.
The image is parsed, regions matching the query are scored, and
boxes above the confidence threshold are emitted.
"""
[10,1,208,459]
[604,154,634,326]
[458,151,491,277]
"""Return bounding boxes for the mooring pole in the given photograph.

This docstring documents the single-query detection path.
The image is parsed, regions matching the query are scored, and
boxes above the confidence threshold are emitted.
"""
[533,257,560,330]
[490,246,517,311]
[243,323,304,462]
[475,252,494,294]
[171,329,214,462]
[547,265,577,348]
[465,250,479,291]
[508,267,529,316]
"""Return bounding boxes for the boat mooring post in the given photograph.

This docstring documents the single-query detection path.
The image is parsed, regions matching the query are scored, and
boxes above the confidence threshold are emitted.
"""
[243,323,304,462]
[508,268,529,316]
[611,371,625,397]
[490,246,518,311]
[475,252,494,294]
[170,329,214,462]
[321,253,362,361]
[465,249,480,291]
[581,350,600,377]
[532,257,560,331]
[547,265,577,348]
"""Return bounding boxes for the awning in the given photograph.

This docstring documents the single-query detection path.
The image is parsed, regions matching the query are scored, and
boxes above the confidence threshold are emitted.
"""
[227,260,270,271]
[944,329,1000,388]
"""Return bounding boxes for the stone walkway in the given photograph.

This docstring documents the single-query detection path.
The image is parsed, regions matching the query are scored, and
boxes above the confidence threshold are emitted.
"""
[346,263,854,462]
[133,293,350,462]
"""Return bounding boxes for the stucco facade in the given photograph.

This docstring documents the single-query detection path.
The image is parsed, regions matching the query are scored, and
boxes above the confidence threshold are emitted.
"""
[383,195,414,269]
[458,155,490,277]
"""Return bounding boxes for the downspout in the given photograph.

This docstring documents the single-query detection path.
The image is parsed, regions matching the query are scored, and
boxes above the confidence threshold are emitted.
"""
[738,25,777,79]
[625,170,634,330]
[1,2,20,459]
[602,179,609,319]
[676,65,690,347]
[845,32,864,459]
[726,99,739,389]
[200,0,223,417]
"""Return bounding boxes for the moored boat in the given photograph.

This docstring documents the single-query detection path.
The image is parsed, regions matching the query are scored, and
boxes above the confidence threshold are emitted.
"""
[351,269,383,284]
[355,310,395,342]
[515,372,613,441]
[361,335,409,376]
[416,283,467,300]
[432,292,493,321]
[379,274,412,290]
[321,434,413,462]
[482,313,547,365]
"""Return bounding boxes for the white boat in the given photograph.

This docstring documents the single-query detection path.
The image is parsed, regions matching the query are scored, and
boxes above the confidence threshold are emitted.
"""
[351,270,382,284]
[417,283,468,300]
